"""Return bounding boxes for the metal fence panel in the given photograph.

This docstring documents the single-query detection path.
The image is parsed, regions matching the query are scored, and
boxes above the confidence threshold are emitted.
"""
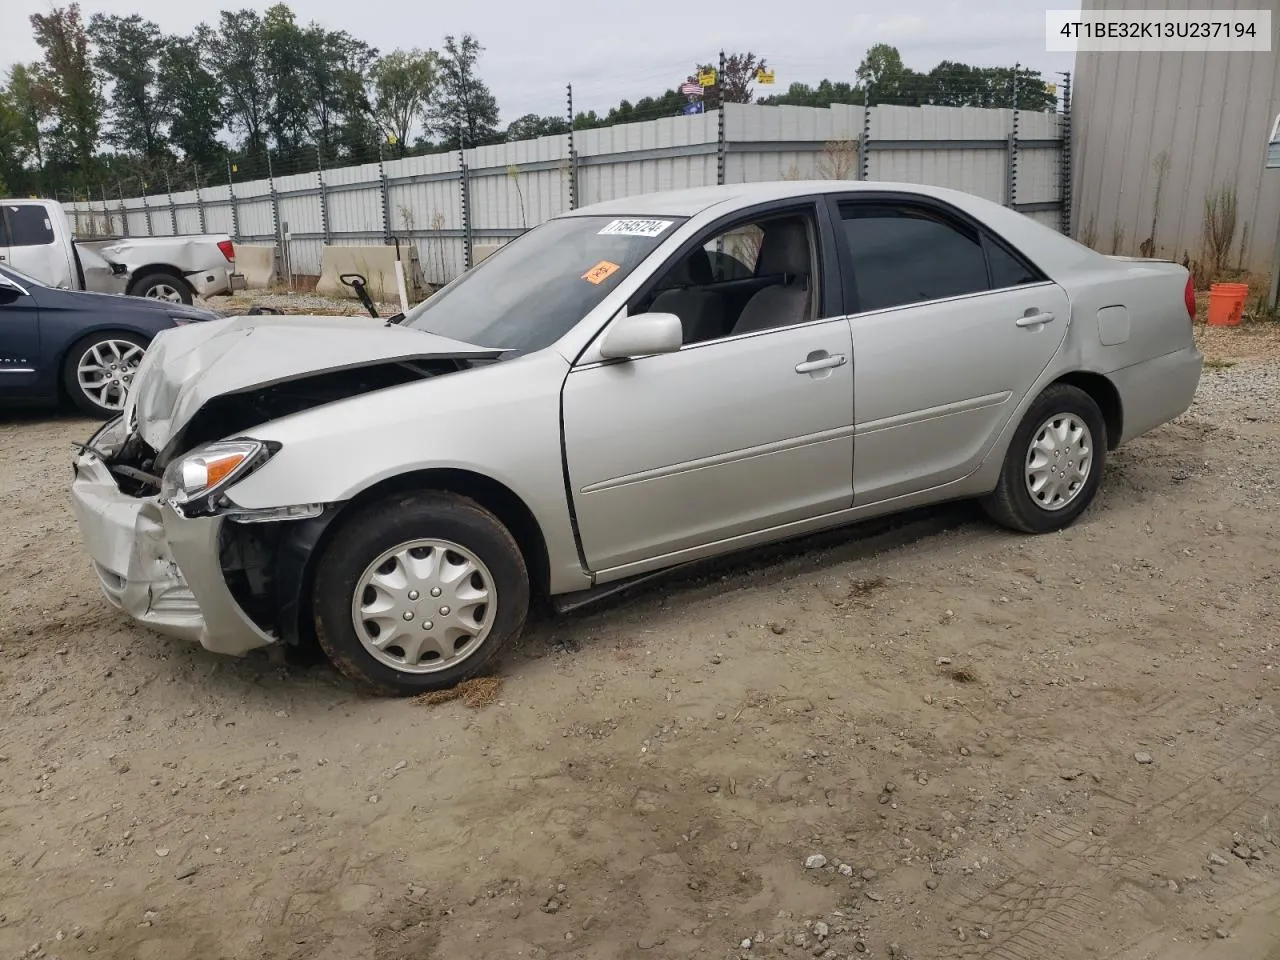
[65,101,1068,286]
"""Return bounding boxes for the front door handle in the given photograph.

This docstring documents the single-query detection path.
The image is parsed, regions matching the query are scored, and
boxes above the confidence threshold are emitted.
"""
[1016,311,1056,328]
[795,353,847,374]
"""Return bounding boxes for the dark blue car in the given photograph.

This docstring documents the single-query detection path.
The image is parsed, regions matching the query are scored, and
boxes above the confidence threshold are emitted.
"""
[0,261,217,418]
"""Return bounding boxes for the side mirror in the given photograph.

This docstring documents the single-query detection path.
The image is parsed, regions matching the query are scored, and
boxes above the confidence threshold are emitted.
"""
[598,312,683,360]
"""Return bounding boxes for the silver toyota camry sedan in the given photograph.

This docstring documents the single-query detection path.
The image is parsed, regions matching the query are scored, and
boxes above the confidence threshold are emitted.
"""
[69,180,1203,695]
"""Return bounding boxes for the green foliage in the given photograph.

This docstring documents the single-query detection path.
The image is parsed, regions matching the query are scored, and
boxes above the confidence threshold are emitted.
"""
[432,34,500,149]
[88,14,166,157]
[371,49,438,156]
[158,32,223,169]
[505,113,569,141]
[29,3,102,175]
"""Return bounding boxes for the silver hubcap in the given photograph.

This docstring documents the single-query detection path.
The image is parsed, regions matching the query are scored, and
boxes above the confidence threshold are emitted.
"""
[351,539,496,674]
[1025,413,1093,511]
[76,339,145,411]
[145,283,183,302]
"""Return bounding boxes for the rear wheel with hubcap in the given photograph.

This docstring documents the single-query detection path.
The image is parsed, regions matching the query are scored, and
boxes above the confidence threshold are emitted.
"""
[981,383,1107,534]
[132,271,192,305]
[62,331,148,418]
[312,492,530,696]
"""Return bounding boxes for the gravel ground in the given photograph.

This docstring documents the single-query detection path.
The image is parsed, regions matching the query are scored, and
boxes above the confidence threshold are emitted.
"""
[1,324,1279,960]
[201,290,404,318]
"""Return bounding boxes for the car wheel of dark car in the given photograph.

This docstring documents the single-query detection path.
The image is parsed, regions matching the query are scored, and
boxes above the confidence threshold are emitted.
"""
[312,491,530,697]
[61,331,149,419]
[981,383,1108,534]
[132,271,193,305]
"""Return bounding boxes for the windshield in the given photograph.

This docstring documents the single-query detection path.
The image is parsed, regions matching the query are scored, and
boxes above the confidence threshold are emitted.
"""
[402,214,684,351]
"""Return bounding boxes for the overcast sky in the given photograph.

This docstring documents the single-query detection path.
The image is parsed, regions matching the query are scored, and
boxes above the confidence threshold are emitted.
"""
[3,0,1077,122]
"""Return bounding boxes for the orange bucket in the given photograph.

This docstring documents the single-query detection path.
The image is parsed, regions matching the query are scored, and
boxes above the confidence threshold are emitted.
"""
[1207,282,1249,326]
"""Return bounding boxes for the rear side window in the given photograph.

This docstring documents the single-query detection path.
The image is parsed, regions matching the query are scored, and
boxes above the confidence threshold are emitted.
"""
[838,201,1041,312]
[6,205,56,247]
[840,203,988,311]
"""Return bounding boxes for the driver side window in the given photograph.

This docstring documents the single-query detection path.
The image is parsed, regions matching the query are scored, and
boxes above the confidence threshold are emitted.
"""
[636,206,820,346]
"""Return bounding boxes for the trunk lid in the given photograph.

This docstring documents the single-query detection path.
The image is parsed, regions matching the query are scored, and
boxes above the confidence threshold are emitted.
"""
[125,313,501,451]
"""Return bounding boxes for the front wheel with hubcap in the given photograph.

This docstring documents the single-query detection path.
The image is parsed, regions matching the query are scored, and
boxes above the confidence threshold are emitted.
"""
[981,383,1107,534]
[62,331,148,418]
[312,492,530,696]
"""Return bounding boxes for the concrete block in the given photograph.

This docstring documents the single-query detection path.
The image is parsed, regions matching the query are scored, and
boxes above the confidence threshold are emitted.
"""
[315,245,424,303]
[473,243,503,264]
[235,244,278,289]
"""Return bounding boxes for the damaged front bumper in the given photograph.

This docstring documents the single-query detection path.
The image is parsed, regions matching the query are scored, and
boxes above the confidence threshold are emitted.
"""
[69,451,275,656]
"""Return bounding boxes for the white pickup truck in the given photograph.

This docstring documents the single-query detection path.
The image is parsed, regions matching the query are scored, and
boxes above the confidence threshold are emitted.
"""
[1,198,243,305]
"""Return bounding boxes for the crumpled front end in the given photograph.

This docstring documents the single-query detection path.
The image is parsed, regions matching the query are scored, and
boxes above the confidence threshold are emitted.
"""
[70,450,275,656]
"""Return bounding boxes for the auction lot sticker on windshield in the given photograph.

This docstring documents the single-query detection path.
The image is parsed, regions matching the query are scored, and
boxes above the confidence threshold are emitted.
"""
[598,218,673,238]
[582,260,622,284]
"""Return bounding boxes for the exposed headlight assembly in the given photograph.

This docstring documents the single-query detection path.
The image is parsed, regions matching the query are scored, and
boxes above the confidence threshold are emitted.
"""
[161,439,278,518]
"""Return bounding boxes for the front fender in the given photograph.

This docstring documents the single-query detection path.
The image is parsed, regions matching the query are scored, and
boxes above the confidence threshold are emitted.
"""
[223,350,589,594]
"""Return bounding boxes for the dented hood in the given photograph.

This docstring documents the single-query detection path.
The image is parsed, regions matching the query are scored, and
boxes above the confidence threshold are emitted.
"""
[125,313,501,450]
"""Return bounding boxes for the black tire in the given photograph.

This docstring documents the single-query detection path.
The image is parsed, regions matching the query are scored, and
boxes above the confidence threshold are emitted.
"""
[312,491,530,697]
[131,270,193,305]
[61,331,149,419]
[980,383,1108,534]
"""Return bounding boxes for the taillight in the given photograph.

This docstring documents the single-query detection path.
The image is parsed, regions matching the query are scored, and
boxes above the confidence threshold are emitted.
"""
[1184,274,1196,322]
[217,239,235,263]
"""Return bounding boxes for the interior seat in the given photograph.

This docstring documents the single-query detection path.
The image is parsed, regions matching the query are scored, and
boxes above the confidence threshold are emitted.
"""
[649,248,724,344]
[730,222,813,335]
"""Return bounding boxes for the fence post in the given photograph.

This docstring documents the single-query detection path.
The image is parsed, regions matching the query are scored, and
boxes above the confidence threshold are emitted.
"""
[194,166,207,234]
[566,83,578,210]
[860,89,873,180]
[716,49,726,186]
[267,152,281,246]
[141,189,154,236]
[117,182,129,238]
[1058,70,1072,237]
[100,185,112,235]
[165,169,178,234]
[226,158,241,241]
[316,145,331,246]
[1006,63,1021,210]
[459,147,473,271]
[378,142,392,243]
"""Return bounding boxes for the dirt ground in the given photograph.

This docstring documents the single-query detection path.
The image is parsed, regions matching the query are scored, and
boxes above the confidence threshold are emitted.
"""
[2,325,1279,960]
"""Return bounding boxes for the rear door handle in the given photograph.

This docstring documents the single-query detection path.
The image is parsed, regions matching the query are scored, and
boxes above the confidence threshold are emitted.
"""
[795,353,847,374]
[1016,311,1056,328]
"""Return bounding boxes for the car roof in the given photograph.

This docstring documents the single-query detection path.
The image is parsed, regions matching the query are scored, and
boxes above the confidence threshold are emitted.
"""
[559,180,993,219]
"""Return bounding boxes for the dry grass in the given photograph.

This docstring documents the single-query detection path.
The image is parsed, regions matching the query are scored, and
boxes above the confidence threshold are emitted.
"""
[415,675,504,709]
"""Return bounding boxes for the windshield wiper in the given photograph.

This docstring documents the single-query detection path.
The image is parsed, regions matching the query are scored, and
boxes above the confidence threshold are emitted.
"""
[383,312,406,326]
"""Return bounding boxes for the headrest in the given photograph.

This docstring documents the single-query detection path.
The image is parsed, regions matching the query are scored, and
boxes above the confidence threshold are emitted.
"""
[756,221,810,278]
[686,248,712,285]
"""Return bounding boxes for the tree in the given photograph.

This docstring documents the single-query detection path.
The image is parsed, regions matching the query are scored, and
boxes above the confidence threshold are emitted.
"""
[261,4,314,155]
[4,64,51,182]
[371,49,437,156]
[207,9,271,157]
[698,52,767,105]
[759,79,863,108]
[506,113,569,141]
[88,14,167,158]
[158,32,223,167]
[30,4,102,178]
[308,28,377,159]
[432,34,499,148]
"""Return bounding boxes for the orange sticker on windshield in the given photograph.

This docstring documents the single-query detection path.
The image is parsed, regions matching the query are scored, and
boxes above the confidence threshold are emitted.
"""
[582,260,621,285]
